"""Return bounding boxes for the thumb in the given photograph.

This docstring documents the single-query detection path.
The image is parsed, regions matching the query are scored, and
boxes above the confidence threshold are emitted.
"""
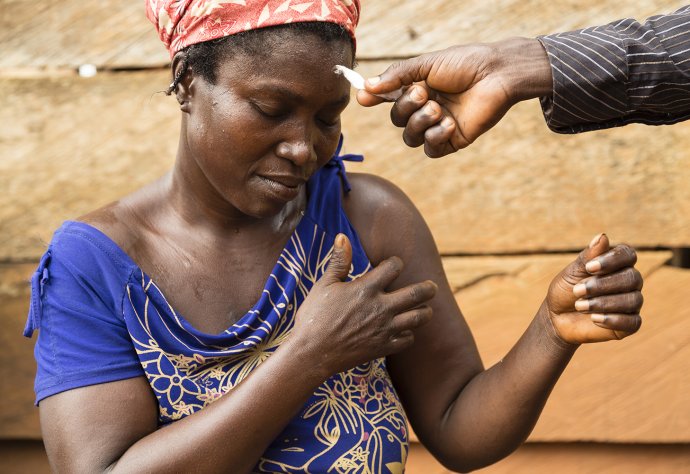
[321,234,353,284]
[547,233,610,314]
[571,233,610,280]
[365,55,432,93]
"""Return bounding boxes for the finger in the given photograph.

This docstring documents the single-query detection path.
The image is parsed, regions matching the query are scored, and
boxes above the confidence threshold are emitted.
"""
[402,100,445,148]
[561,233,611,286]
[385,280,438,312]
[320,234,353,285]
[573,268,643,298]
[388,305,433,334]
[362,256,405,290]
[356,89,387,107]
[591,313,642,337]
[423,117,463,157]
[575,291,643,314]
[552,312,641,343]
[385,330,415,354]
[585,244,638,275]
[390,85,429,128]
[365,55,434,94]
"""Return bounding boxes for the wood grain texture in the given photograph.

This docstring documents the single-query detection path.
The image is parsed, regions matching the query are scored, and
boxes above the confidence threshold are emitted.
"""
[344,61,690,254]
[2,70,690,260]
[0,264,41,439]
[406,442,690,474]
[1,0,686,69]
[0,0,165,70]
[4,252,687,444]
[0,72,178,261]
[447,251,690,443]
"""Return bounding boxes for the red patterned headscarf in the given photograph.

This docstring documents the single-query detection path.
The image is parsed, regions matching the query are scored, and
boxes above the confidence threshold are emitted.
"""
[146,0,361,58]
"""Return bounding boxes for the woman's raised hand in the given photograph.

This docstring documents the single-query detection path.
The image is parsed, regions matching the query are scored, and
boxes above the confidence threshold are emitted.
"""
[545,234,643,344]
[356,38,552,158]
[292,234,437,375]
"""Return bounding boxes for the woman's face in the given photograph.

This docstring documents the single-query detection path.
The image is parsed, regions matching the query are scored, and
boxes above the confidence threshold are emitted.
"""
[182,32,353,218]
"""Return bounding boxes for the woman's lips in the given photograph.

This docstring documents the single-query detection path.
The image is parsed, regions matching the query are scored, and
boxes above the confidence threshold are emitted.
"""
[257,175,303,201]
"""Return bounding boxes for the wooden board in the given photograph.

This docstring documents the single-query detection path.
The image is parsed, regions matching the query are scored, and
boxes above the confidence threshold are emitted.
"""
[3,252,687,444]
[1,0,686,69]
[406,442,690,474]
[0,0,166,70]
[0,263,41,439]
[2,70,690,260]
[447,251,690,443]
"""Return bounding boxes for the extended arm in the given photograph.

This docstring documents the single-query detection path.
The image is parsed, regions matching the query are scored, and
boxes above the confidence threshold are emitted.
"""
[346,173,642,472]
[358,5,690,155]
[539,5,690,132]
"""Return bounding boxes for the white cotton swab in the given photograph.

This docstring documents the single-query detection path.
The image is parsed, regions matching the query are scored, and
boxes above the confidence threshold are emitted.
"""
[334,65,403,101]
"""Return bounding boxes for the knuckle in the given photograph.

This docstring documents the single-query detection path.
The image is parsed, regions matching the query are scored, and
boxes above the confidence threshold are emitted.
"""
[390,107,406,128]
[402,130,422,148]
[632,268,643,289]
[411,308,425,325]
[424,100,441,117]
[632,315,642,332]
[371,299,386,316]
[618,244,638,264]
[355,284,373,302]
[621,267,637,287]
[408,285,422,302]
[424,144,443,158]
[388,59,405,74]
[632,290,644,308]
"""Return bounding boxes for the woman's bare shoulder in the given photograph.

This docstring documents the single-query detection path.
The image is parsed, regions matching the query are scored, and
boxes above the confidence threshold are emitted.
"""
[343,172,430,266]
[76,178,167,255]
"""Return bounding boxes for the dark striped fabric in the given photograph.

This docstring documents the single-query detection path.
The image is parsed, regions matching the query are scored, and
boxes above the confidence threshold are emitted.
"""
[538,5,690,133]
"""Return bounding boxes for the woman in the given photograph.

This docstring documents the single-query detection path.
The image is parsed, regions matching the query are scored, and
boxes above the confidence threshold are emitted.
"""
[25,2,643,473]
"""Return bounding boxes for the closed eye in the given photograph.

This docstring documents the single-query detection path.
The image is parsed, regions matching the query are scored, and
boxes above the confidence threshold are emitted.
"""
[250,100,288,120]
[318,116,340,127]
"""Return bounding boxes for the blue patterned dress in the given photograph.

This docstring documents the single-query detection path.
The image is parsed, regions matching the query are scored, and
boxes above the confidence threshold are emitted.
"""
[25,148,409,473]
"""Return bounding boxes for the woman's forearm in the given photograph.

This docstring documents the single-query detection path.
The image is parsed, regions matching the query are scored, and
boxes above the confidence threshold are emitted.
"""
[107,337,327,474]
[435,302,576,471]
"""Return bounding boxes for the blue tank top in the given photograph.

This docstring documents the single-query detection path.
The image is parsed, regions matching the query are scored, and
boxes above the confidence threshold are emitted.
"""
[25,144,409,473]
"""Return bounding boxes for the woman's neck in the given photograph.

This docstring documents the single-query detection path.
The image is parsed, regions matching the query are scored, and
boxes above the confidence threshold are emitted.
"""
[165,150,305,241]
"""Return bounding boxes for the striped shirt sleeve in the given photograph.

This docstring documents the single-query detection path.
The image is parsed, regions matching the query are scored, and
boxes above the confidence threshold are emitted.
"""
[537,5,690,133]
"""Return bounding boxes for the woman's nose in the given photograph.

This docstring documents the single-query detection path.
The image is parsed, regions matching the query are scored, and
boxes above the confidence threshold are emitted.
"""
[276,128,317,166]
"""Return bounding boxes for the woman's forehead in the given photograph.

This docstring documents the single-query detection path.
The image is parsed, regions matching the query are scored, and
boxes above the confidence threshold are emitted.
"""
[216,35,354,88]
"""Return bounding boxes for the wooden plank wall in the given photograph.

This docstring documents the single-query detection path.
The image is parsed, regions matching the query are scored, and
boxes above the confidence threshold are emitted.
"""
[2,0,689,472]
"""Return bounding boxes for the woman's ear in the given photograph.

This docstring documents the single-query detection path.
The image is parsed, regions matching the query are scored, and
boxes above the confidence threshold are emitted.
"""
[170,54,193,113]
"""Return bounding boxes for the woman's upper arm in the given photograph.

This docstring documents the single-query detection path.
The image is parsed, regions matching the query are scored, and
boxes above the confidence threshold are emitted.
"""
[40,377,158,473]
[344,173,484,445]
[26,230,155,471]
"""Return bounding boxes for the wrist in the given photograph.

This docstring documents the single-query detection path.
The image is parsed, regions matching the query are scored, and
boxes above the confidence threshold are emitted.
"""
[280,331,335,385]
[537,301,580,354]
[492,37,553,102]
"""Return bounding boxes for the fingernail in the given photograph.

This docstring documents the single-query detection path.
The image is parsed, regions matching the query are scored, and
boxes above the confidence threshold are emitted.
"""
[441,117,454,129]
[590,314,606,324]
[411,87,424,101]
[335,234,345,248]
[424,102,435,114]
[589,233,603,249]
[573,283,587,297]
[575,299,590,312]
[367,76,380,86]
[586,260,601,273]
